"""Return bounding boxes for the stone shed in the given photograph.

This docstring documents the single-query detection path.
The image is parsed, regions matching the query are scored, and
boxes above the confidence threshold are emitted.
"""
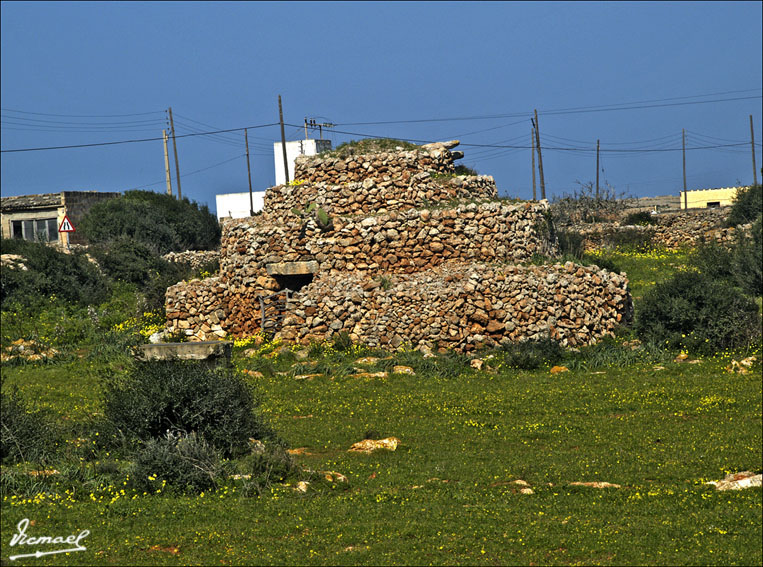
[166,140,632,352]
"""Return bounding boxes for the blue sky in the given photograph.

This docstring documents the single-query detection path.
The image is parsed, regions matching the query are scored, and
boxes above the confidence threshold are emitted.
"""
[1,1,761,214]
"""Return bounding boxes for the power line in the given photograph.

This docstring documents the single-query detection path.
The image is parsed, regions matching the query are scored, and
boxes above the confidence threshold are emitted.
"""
[1,108,165,118]
[0,123,280,153]
[127,153,246,191]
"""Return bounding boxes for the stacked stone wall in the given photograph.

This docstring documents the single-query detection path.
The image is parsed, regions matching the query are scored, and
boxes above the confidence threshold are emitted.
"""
[562,207,742,250]
[162,250,219,270]
[220,201,557,289]
[264,175,497,217]
[276,262,631,351]
[293,142,459,185]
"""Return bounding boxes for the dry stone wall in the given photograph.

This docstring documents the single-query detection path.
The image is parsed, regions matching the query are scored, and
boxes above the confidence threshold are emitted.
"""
[276,262,631,351]
[293,141,461,185]
[563,207,742,250]
[264,174,497,217]
[220,201,556,289]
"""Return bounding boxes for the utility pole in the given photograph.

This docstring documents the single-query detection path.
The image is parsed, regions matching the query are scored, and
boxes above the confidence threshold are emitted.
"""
[682,128,687,209]
[278,95,289,184]
[596,139,600,199]
[245,129,254,216]
[168,107,182,200]
[162,129,173,196]
[304,118,309,140]
[533,109,546,200]
[531,127,537,201]
[750,115,758,186]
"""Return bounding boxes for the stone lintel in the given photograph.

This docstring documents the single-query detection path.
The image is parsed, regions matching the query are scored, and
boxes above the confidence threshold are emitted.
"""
[266,261,319,276]
[136,341,232,364]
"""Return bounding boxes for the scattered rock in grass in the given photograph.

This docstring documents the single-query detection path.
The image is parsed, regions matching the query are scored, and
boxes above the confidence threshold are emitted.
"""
[294,373,323,380]
[706,471,762,491]
[550,365,569,374]
[241,369,264,378]
[248,439,266,454]
[355,356,380,365]
[520,487,535,495]
[26,469,60,477]
[351,371,389,379]
[470,358,484,371]
[511,479,530,487]
[287,447,311,456]
[294,349,310,360]
[653,366,666,371]
[2,339,59,363]
[349,437,400,453]
[569,481,621,488]
[726,356,757,374]
[321,471,348,483]
[392,365,415,375]
[295,481,310,493]
[674,352,689,362]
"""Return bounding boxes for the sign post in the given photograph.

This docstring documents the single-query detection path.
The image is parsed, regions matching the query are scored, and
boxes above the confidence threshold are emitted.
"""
[58,215,76,251]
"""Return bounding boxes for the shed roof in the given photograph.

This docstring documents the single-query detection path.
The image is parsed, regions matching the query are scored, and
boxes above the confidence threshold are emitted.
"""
[0,193,63,212]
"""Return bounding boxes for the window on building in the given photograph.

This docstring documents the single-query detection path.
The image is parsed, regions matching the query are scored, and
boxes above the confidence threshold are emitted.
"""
[11,218,59,242]
[706,202,721,208]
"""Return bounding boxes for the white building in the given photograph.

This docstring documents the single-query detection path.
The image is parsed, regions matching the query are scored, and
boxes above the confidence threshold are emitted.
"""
[215,191,266,221]
[274,139,332,185]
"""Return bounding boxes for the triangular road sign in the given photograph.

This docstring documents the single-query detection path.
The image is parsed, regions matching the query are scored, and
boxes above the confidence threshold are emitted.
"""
[58,215,76,233]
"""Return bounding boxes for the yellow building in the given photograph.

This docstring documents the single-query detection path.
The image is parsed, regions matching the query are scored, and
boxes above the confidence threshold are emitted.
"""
[679,186,745,209]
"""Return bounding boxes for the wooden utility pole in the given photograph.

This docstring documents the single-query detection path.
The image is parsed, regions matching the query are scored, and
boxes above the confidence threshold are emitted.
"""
[168,107,182,200]
[162,129,173,196]
[278,95,290,184]
[531,128,537,201]
[534,110,546,200]
[596,139,600,199]
[750,115,758,186]
[245,129,254,216]
[304,118,309,140]
[682,128,687,209]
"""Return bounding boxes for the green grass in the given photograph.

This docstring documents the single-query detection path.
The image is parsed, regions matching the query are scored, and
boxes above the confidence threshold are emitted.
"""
[2,344,761,566]
[1,248,761,565]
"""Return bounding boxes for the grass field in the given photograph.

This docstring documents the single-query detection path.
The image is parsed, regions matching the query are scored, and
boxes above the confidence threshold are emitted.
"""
[1,249,761,566]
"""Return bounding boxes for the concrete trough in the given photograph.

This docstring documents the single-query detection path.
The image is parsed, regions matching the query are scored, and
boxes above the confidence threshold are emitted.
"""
[136,340,233,367]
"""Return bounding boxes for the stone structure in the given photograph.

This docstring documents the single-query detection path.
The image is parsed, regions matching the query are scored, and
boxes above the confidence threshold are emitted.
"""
[166,140,633,351]
[562,207,743,251]
[0,191,120,246]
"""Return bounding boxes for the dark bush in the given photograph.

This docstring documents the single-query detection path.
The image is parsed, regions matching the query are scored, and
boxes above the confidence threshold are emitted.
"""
[635,271,760,354]
[0,387,59,464]
[454,164,479,176]
[733,214,762,297]
[623,211,657,226]
[80,190,220,254]
[0,238,110,310]
[103,361,279,458]
[724,185,762,228]
[89,239,189,311]
[500,338,565,370]
[131,432,219,494]
[556,230,585,259]
[582,254,621,274]
[605,227,655,252]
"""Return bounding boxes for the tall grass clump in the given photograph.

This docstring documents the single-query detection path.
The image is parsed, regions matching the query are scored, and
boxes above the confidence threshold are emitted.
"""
[102,361,279,458]
[0,387,60,464]
[732,214,762,297]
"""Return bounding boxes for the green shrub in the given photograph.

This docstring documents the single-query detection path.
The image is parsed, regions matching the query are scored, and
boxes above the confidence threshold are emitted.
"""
[103,361,278,458]
[236,443,297,493]
[635,271,760,354]
[605,227,655,252]
[499,338,565,370]
[131,432,219,494]
[581,254,621,274]
[454,164,479,176]
[689,241,735,283]
[724,185,762,227]
[0,387,59,464]
[80,190,220,254]
[90,239,190,311]
[0,238,110,310]
[733,214,762,297]
[556,230,585,259]
[323,138,419,159]
[623,211,657,226]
